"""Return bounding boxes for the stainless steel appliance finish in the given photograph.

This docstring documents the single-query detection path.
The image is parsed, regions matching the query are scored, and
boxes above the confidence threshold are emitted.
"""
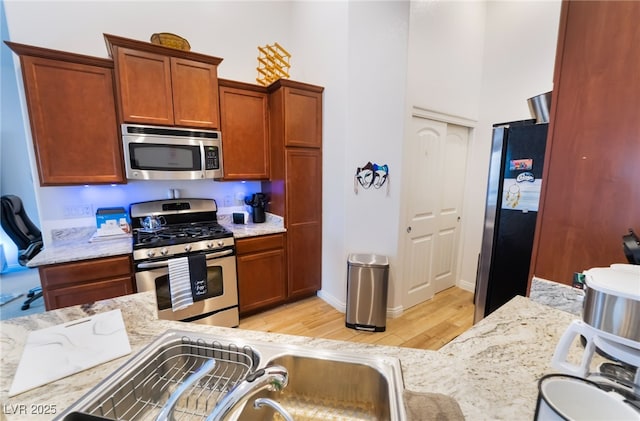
[57,329,407,421]
[122,124,223,181]
[527,91,552,124]
[56,332,260,420]
[131,199,239,328]
[345,254,389,332]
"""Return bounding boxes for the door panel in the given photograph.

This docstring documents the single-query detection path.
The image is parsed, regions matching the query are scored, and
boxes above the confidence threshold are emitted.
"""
[434,124,468,292]
[403,117,469,308]
[115,47,173,125]
[172,58,220,128]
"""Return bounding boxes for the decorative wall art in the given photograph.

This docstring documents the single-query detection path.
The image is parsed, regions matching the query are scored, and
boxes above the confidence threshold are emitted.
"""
[256,42,291,86]
[354,162,390,195]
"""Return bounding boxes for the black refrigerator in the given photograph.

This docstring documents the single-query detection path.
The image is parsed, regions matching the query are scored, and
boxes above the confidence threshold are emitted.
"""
[474,119,548,323]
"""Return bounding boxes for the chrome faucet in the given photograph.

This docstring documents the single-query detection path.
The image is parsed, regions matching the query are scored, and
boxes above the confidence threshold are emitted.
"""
[253,397,295,421]
[206,364,289,421]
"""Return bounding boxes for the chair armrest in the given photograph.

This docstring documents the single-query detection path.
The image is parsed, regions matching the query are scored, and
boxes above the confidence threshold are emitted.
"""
[18,240,43,266]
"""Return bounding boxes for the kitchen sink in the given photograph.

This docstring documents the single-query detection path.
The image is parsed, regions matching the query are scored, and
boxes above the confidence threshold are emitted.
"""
[55,329,406,421]
[238,353,398,420]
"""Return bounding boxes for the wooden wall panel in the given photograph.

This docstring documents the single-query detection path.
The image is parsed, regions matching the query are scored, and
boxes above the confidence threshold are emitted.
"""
[530,1,640,285]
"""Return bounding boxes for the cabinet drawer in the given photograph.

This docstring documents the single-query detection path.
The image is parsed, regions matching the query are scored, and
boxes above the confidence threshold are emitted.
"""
[39,255,132,288]
[236,234,285,255]
[43,276,134,310]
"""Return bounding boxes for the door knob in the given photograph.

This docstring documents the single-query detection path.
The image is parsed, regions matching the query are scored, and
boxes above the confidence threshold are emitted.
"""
[406,226,412,233]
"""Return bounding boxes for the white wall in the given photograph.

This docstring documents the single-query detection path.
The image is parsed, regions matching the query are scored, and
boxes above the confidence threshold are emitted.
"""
[406,0,486,120]
[288,2,350,309]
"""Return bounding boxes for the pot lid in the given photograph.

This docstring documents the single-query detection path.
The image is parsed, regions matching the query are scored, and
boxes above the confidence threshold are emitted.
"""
[584,264,640,300]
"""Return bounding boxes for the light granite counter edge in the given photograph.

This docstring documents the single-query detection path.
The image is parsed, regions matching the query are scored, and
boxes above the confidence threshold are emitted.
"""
[0,290,589,421]
[26,213,286,267]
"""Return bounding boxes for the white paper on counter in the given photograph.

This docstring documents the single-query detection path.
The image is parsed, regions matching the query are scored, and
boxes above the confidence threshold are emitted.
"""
[9,309,131,397]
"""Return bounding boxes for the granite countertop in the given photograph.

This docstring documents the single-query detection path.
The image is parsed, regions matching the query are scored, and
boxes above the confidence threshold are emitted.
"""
[27,213,285,267]
[0,283,591,420]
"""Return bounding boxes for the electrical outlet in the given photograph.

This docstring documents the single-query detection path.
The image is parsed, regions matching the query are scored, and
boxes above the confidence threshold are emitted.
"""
[63,204,93,218]
[223,195,232,207]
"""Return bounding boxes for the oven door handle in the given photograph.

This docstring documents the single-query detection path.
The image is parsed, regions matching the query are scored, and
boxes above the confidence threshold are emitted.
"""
[136,249,234,270]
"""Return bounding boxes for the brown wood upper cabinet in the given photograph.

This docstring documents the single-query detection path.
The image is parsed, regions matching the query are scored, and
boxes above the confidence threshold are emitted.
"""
[218,79,270,180]
[274,82,323,148]
[104,34,222,129]
[5,42,125,186]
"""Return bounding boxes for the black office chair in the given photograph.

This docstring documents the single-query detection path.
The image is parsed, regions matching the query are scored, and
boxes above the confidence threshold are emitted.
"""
[623,228,640,265]
[1,195,44,310]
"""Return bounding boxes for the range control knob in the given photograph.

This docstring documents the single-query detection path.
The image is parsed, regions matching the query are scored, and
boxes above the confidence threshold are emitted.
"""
[160,247,169,256]
[206,242,214,249]
[184,244,193,252]
[217,240,225,248]
[146,250,156,258]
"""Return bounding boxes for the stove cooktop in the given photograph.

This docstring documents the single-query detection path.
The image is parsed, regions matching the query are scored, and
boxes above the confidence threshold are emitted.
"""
[133,222,233,249]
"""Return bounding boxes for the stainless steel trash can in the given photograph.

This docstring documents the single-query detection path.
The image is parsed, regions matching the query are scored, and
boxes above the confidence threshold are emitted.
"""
[345,254,389,332]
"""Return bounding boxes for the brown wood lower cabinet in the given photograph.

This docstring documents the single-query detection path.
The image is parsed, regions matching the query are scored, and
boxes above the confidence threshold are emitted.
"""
[39,255,135,310]
[236,234,286,316]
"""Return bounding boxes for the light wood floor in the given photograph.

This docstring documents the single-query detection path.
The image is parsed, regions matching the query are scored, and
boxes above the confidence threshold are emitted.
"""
[239,286,475,350]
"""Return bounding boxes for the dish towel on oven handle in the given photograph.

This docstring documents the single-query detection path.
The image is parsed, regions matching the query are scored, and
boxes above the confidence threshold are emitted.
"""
[188,253,208,301]
[168,257,194,311]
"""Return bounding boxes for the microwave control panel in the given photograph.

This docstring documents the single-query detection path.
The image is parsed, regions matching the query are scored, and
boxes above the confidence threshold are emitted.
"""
[205,146,219,170]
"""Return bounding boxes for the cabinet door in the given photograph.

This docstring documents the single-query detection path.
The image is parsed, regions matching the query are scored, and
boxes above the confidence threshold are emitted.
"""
[172,58,220,129]
[530,1,640,285]
[43,276,134,310]
[236,234,286,315]
[20,55,124,185]
[39,255,134,310]
[219,85,269,179]
[237,248,286,315]
[114,47,174,126]
[286,149,322,297]
[283,87,323,148]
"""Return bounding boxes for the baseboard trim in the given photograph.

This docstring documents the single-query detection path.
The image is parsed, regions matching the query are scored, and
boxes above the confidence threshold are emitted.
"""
[317,290,404,319]
[457,279,475,293]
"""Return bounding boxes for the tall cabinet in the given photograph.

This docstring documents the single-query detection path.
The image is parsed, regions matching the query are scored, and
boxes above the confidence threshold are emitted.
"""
[529,1,640,286]
[264,80,324,299]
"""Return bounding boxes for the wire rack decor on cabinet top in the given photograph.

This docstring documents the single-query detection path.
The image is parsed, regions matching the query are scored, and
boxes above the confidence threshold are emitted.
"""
[256,42,291,86]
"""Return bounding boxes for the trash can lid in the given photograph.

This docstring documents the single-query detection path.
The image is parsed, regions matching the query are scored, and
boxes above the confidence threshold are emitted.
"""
[348,253,389,268]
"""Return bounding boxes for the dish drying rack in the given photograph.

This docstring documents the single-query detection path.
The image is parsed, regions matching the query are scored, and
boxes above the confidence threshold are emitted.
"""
[83,336,259,420]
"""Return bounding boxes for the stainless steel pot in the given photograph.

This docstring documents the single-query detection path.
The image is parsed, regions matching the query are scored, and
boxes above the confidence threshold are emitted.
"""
[583,264,640,342]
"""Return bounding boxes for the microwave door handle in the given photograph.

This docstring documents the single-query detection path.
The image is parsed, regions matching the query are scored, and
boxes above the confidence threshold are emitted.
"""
[199,140,206,179]
[136,249,234,269]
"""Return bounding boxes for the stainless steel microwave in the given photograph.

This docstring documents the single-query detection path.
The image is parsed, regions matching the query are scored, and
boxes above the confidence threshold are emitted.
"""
[122,124,223,180]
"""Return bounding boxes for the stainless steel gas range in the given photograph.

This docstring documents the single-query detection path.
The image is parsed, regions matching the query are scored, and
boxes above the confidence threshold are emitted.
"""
[130,198,239,327]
